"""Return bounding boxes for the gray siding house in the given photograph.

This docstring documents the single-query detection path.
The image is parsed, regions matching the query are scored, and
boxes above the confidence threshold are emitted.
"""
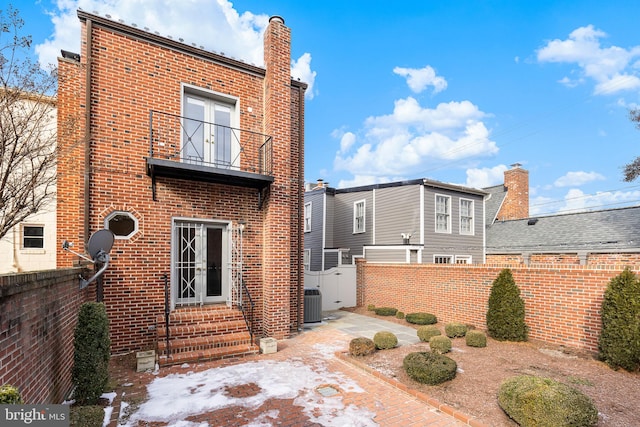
[304,178,488,271]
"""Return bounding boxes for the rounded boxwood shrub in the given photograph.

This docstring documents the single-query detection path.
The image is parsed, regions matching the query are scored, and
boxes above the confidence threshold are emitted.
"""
[445,322,468,338]
[429,335,452,354]
[72,302,111,405]
[598,268,640,371]
[465,330,487,348]
[395,311,405,319]
[498,375,598,427]
[405,312,437,325]
[373,331,398,349]
[367,304,376,311]
[403,351,457,385]
[486,269,528,341]
[349,337,376,356]
[373,306,398,316]
[0,384,22,404]
[417,325,441,342]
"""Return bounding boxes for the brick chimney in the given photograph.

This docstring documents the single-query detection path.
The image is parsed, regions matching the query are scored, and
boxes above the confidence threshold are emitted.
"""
[498,163,529,220]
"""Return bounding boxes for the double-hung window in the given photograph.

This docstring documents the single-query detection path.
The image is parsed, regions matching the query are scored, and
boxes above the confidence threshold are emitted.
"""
[353,200,366,233]
[460,199,474,235]
[304,202,312,232]
[435,195,451,233]
[22,225,44,249]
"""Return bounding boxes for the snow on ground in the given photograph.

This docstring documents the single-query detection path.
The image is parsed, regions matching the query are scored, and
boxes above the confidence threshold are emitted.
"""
[118,345,378,427]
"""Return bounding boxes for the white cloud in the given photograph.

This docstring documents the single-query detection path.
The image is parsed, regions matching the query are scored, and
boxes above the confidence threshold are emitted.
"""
[393,65,447,94]
[536,24,640,95]
[35,0,316,98]
[333,95,498,182]
[465,164,508,188]
[291,52,317,99]
[553,171,605,187]
[531,188,640,215]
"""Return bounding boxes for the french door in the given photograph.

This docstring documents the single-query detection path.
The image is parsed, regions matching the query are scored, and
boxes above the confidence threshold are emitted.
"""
[173,220,229,305]
[183,93,234,167]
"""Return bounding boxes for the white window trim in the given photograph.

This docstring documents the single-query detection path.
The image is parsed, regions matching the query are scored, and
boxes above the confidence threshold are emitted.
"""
[304,202,312,233]
[455,255,472,264]
[104,211,139,240]
[303,248,311,270]
[435,194,451,234]
[21,223,45,251]
[433,254,453,264]
[459,198,474,235]
[353,199,366,234]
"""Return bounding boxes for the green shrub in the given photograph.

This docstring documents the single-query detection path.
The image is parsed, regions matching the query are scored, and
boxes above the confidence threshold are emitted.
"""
[486,269,528,341]
[445,322,467,338]
[72,302,111,405]
[367,304,376,311]
[373,331,398,349]
[0,384,22,404]
[465,330,487,348]
[598,268,640,371]
[373,306,397,316]
[395,311,405,319]
[417,325,441,342]
[498,375,598,427]
[70,405,104,427]
[429,335,452,354]
[405,312,437,325]
[403,351,457,385]
[349,337,376,356]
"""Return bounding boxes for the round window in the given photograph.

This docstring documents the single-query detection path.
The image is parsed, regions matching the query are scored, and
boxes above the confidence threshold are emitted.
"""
[105,211,138,239]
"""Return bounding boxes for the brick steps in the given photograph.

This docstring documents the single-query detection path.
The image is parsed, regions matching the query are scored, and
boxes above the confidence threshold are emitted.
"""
[156,306,258,367]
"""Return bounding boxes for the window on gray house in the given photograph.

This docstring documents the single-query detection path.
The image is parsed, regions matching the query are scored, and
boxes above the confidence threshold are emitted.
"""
[435,195,451,233]
[460,199,474,235]
[353,200,366,233]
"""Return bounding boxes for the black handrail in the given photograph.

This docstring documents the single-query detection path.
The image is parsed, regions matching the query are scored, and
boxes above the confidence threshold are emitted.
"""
[162,273,171,359]
[239,281,255,343]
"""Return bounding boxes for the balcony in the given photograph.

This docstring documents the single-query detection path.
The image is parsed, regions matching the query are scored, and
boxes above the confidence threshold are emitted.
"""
[146,110,274,199]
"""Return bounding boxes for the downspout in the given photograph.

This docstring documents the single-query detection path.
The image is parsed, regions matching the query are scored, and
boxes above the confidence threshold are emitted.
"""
[84,19,93,247]
[297,84,304,332]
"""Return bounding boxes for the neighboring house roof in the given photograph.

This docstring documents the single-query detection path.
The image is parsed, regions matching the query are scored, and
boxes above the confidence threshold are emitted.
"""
[486,205,640,253]
[323,177,488,196]
[483,184,507,225]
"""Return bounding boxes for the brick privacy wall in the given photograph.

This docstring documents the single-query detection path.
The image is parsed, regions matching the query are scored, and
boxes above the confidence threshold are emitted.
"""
[487,253,640,266]
[0,268,91,403]
[497,167,529,221]
[356,261,640,353]
[57,14,303,353]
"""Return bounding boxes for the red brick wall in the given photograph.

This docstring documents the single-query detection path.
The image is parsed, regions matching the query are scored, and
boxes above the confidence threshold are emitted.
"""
[487,252,640,266]
[57,13,303,353]
[356,261,639,353]
[0,268,92,403]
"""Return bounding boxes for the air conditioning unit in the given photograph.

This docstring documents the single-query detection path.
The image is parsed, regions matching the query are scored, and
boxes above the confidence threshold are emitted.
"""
[304,288,322,323]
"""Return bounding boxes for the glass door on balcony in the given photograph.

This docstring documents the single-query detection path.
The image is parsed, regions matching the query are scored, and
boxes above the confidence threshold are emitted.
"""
[183,94,234,168]
[173,220,229,305]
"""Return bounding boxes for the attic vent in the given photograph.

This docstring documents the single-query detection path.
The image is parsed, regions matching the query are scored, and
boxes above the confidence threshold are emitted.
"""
[527,218,539,225]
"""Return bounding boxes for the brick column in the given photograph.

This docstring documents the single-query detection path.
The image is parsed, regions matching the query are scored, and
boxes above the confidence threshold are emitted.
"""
[262,16,294,338]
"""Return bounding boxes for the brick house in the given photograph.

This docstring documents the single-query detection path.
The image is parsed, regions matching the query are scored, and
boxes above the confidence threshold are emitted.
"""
[57,10,306,363]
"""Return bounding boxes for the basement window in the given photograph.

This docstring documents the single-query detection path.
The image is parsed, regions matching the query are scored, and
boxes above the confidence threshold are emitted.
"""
[105,211,138,239]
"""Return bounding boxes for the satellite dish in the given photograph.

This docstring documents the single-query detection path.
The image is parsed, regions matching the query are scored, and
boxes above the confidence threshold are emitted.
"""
[87,229,115,260]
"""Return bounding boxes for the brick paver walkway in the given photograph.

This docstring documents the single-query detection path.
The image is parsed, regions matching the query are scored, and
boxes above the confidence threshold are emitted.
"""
[107,313,483,426]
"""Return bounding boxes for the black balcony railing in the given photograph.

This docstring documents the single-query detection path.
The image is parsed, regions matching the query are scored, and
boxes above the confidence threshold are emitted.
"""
[146,110,273,199]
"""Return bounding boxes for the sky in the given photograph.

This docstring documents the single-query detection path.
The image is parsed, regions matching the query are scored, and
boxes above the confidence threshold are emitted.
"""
[9,0,640,216]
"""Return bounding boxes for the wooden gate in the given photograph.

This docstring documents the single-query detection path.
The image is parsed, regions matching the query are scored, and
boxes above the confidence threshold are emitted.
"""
[304,265,356,311]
